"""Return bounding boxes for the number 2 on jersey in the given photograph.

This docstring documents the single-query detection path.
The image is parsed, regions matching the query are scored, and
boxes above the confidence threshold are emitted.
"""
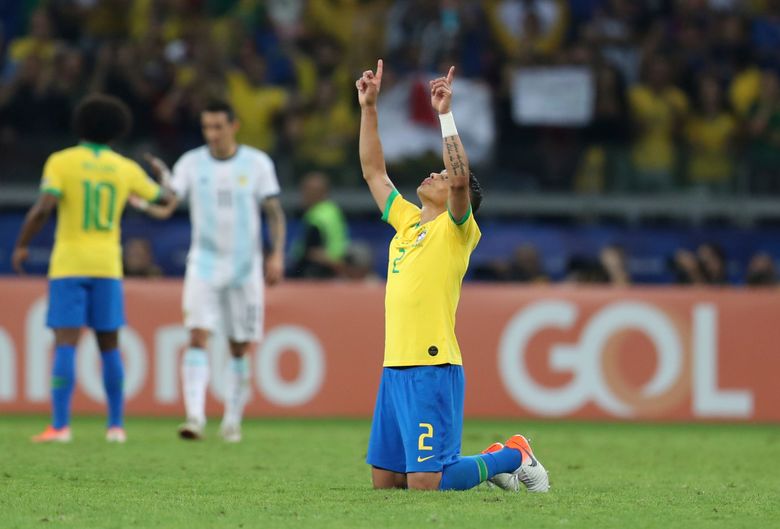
[82,181,116,231]
[391,247,406,274]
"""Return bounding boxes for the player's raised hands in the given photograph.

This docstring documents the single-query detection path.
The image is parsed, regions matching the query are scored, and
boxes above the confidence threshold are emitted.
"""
[356,59,384,108]
[430,66,455,115]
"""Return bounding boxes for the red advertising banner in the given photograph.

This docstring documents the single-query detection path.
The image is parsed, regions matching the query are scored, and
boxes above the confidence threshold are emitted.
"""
[1,279,778,421]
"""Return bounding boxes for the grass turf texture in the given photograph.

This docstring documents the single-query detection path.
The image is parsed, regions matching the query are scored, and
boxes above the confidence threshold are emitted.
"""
[1,417,778,529]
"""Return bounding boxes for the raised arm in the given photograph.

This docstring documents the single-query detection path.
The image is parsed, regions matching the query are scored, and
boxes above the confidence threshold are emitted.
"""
[356,59,396,213]
[431,66,471,222]
[262,196,286,286]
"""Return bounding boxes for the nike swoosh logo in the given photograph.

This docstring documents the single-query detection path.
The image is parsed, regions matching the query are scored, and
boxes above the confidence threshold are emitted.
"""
[417,455,434,463]
[522,448,538,467]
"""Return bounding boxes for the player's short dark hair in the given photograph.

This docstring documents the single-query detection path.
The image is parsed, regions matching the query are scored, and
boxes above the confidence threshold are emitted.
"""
[469,172,483,213]
[202,100,236,122]
[72,94,132,144]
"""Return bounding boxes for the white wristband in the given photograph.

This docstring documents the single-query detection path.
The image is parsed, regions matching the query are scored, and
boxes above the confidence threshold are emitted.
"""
[439,112,458,138]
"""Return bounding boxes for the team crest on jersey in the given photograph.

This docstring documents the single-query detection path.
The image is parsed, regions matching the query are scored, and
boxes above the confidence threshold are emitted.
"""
[238,175,248,186]
[414,230,428,246]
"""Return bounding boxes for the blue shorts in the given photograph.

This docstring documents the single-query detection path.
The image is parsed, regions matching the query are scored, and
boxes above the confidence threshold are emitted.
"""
[46,277,126,331]
[366,364,464,474]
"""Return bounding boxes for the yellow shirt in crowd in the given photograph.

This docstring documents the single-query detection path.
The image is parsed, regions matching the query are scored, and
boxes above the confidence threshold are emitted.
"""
[629,85,689,172]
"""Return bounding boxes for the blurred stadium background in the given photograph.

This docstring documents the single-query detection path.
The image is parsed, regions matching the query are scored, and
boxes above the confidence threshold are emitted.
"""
[2,2,780,431]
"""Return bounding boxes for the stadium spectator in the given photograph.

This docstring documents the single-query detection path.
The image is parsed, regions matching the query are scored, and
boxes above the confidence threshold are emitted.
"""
[746,69,780,194]
[576,62,630,192]
[580,0,642,84]
[670,248,707,284]
[473,244,549,283]
[745,252,777,286]
[628,54,688,191]
[287,78,358,178]
[599,244,631,286]
[289,171,349,279]
[671,243,728,285]
[6,8,57,66]
[698,242,729,284]
[123,237,162,278]
[341,242,381,283]
[685,74,737,193]
[566,244,630,285]
[228,42,289,153]
[487,0,569,62]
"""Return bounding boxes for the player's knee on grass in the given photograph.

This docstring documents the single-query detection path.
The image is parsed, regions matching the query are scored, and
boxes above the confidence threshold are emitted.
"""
[371,467,406,489]
[54,328,80,346]
[96,331,119,352]
[407,472,442,491]
[189,328,210,349]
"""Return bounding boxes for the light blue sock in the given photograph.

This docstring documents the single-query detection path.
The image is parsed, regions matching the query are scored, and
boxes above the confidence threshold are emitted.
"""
[101,348,124,428]
[439,448,522,491]
[51,345,76,429]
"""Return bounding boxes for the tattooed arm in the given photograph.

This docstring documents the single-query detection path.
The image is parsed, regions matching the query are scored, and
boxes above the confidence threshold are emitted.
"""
[431,66,470,221]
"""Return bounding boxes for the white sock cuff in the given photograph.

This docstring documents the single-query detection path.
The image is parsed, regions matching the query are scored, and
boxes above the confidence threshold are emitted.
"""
[229,356,249,374]
[184,348,208,366]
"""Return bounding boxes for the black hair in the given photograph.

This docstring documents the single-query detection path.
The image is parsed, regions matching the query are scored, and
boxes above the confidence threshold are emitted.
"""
[202,100,236,122]
[469,171,483,213]
[73,94,132,144]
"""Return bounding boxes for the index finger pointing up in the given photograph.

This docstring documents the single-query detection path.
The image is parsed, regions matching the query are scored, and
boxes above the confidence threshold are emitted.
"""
[447,66,455,84]
[376,59,384,82]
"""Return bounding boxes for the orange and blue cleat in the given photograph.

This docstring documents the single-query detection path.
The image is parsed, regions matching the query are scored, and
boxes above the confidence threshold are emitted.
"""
[505,434,550,493]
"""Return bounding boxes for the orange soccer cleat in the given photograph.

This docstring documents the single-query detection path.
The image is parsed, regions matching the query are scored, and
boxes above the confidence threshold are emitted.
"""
[481,442,504,454]
[504,434,550,493]
[31,425,72,443]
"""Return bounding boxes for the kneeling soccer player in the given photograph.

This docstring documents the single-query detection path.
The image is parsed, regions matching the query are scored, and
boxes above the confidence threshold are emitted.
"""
[356,60,550,492]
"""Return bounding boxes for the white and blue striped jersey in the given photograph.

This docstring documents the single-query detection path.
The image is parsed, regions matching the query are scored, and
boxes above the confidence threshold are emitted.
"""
[171,145,280,287]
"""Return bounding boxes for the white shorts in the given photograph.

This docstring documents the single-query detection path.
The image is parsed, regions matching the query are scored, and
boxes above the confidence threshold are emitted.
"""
[182,274,264,342]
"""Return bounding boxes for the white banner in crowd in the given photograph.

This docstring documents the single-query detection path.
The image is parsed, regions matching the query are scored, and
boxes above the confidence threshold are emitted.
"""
[511,67,595,126]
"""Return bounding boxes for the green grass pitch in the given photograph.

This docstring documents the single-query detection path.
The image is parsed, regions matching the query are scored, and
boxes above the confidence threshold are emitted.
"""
[1,416,778,529]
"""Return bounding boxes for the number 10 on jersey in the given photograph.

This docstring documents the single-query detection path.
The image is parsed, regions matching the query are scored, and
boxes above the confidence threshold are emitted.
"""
[82,181,116,231]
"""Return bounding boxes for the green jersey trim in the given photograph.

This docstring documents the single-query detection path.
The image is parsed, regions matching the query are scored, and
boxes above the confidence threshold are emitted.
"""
[79,141,111,155]
[382,189,400,222]
[448,205,472,225]
[41,187,62,197]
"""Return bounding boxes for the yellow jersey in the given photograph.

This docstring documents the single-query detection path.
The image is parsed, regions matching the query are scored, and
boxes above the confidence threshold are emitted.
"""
[41,143,161,279]
[629,85,689,172]
[382,191,481,367]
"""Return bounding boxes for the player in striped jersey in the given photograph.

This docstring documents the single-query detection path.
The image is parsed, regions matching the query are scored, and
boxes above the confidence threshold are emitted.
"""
[132,100,286,442]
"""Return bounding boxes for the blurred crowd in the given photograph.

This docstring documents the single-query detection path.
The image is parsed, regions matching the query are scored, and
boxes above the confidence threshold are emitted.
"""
[2,0,780,193]
[474,241,778,286]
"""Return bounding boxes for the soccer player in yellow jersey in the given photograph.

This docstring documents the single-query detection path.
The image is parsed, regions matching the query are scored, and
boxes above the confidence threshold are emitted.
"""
[357,60,549,492]
[12,95,174,443]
